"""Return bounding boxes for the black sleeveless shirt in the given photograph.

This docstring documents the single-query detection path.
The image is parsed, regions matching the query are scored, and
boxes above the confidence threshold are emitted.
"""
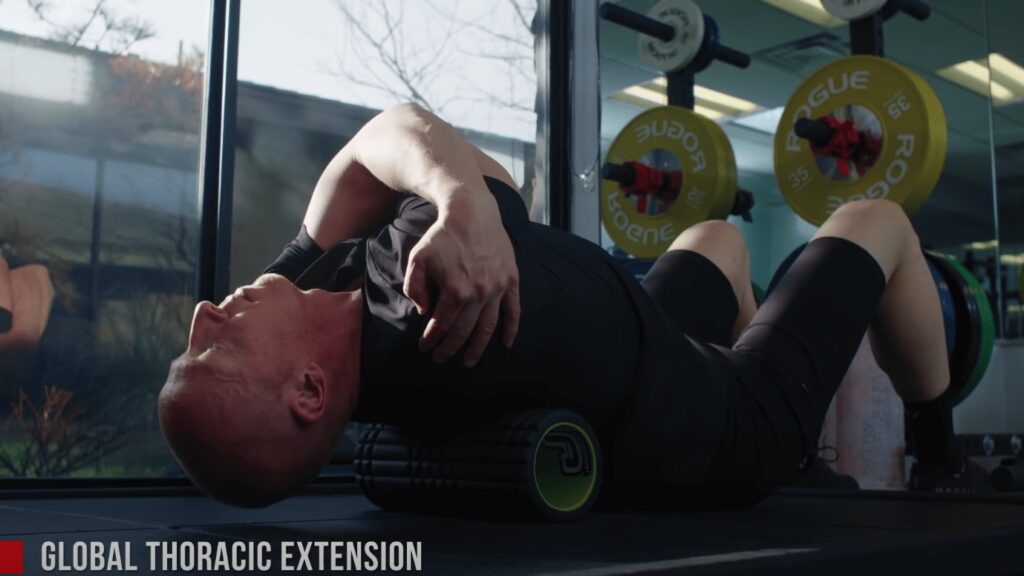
[265,178,729,488]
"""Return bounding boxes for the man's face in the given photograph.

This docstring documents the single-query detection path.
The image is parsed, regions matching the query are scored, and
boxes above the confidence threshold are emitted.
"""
[181,274,306,390]
[161,274,360,507]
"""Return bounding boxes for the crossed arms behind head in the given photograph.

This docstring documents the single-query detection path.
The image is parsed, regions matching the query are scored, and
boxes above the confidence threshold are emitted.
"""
[300,103,523,368]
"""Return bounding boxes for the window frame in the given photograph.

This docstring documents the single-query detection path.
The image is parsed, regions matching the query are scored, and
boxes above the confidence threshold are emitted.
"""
[196,0,240,304]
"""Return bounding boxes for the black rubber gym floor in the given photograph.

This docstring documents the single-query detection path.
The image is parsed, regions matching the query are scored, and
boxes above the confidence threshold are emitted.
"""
[3,485,1024,575]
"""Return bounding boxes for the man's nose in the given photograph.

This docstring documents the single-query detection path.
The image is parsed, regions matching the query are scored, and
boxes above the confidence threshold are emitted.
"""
[188,301,228,351]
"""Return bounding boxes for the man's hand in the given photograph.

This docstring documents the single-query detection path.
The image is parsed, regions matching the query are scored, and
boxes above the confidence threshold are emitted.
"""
[0,262,55,352]
[298,103,524,366]
[403,192,521,367]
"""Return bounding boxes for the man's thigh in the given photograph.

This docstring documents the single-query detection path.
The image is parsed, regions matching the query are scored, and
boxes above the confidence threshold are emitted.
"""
[640,249,738,347]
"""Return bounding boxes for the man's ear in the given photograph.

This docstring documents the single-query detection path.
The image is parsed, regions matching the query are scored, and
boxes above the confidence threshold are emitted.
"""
[289,363,326,425]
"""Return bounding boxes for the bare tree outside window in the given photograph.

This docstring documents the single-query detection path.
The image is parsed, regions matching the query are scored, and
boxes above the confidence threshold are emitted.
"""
[25,0,155,54]
[329,0,537,135]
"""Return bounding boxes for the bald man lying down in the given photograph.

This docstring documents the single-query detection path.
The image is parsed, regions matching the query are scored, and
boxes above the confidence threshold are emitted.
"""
[159,104,985,509]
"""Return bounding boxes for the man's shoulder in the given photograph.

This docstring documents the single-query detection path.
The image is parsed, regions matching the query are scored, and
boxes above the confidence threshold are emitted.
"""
[388,178,531,241]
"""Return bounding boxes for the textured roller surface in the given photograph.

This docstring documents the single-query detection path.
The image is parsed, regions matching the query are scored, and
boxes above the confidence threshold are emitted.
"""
[355,410,601,522]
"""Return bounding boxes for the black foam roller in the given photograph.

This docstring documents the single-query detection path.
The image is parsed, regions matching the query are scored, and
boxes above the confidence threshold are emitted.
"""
[355,410,602,522]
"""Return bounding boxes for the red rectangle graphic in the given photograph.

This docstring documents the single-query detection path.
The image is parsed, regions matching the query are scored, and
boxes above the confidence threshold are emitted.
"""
[0,541,23,575]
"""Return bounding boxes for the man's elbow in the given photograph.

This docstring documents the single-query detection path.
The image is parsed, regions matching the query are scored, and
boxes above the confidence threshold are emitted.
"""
[373,103,445,136]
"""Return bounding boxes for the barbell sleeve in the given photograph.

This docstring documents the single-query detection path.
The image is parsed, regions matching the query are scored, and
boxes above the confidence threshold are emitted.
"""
[900,0,930,21]
[599,3,675,42]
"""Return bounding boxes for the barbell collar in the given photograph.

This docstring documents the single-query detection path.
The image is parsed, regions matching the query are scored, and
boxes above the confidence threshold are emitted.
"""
[794,118,834,148]
[730,189,755,222]
[601,162,637,186]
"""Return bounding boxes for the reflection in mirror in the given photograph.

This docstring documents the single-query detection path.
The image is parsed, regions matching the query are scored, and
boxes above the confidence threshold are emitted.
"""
[618,148,682,216]
[598,0,1017,493]
[990,0,1024,341]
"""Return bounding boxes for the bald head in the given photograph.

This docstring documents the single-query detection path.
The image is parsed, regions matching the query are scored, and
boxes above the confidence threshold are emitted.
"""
[158,275,364,507]
[159,356,337,507]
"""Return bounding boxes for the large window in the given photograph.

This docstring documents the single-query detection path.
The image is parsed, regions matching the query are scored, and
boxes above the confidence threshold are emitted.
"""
[230,0,541,289]
[0,0,542,481]
[0,0,209,478]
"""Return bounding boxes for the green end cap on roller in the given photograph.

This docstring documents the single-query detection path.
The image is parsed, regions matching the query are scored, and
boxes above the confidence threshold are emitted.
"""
[533,421,599,514]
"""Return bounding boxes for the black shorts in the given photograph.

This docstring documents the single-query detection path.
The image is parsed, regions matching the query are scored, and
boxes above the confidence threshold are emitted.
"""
[641,236,886,505]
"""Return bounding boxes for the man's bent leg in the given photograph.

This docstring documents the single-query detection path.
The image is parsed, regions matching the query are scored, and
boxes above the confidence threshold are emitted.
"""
[716,199,965,498]
[715,202,898,492]
[643,221,756,346]
[814,200,949,403]
[815,200,971,487]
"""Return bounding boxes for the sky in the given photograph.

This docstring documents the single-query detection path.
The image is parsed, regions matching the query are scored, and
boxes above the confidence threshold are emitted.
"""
[0,0,538,140]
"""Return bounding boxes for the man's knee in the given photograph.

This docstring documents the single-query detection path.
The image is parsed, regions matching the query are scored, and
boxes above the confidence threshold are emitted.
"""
[817,200,919,277]
[827,200,918,247]
[670,220,747,255]
[830,199,912,232]
[669,220,750,293]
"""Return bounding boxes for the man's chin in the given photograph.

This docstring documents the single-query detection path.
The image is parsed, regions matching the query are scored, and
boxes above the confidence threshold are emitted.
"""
[245,273,293,298]
[254,273,287,287]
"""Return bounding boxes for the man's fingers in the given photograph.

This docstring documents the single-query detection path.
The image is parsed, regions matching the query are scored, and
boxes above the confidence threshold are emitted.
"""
[500,284,521,348]
[431,301,485,364]
[420,289,467,352]
[402,257,430,315]
[462,298,500,367]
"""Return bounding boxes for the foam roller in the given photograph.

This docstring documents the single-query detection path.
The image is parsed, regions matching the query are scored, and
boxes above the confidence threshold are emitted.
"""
[355,410,602,522]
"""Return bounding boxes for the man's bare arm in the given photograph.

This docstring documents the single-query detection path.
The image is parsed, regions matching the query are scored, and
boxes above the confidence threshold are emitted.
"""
[302,104,521,366]
[304,104,516,249]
